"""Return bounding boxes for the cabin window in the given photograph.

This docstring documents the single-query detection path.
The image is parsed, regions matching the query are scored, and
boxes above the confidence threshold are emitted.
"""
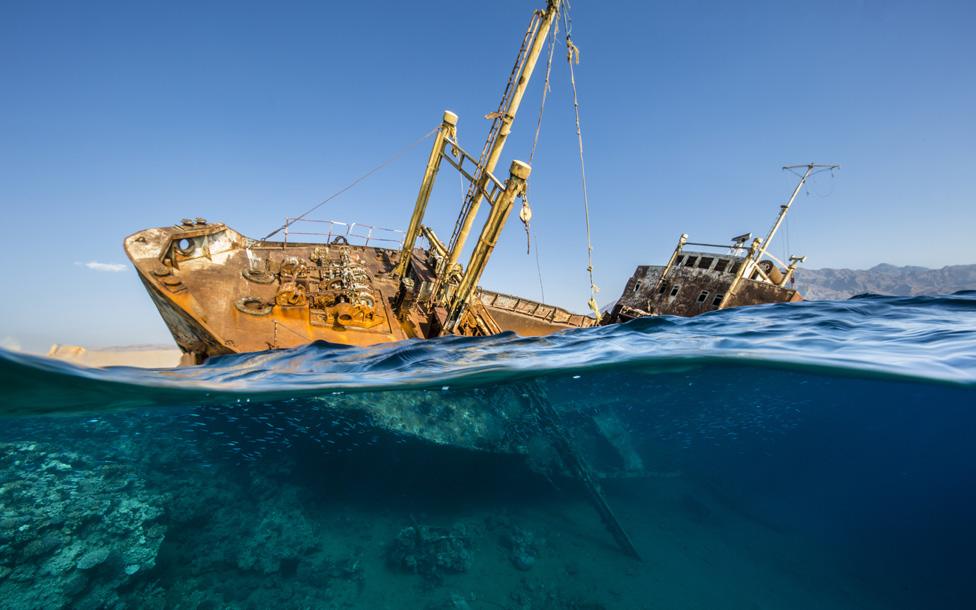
[714,259,729,273]
[674,255,684,267]
[669,285,680,297]
[633,280,642,294]
[697,290,709,303]
[685,256,698,268]
[658,282,669,295]
[176,238,195,255]
[729,261,742,274]
[712,293,724,307]
[698,257,713,270]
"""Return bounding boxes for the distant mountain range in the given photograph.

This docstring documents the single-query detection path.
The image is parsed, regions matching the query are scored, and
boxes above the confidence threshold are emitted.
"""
[794,263,976,300]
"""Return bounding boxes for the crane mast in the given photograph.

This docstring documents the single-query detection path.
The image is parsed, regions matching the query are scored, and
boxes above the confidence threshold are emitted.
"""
[394,0,564,325]
[441,0,563,286]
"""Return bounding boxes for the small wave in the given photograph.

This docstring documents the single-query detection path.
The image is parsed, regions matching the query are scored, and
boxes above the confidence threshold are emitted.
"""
[2,293,975,417]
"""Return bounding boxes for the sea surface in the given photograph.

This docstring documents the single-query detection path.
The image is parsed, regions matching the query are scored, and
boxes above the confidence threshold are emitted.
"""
[1,293,975,609]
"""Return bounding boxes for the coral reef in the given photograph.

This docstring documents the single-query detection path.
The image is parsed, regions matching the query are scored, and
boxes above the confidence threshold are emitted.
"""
[235,490,318,575]
[486,515,542,572]
[503,526,539,572]
[0,442,166,609]
[0,401,876,610]
[387,524,472,581]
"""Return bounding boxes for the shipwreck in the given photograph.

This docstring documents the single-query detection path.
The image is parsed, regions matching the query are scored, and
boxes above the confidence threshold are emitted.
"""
[120,0,838,559]
[125,1,598,366]
[605,163,838,323]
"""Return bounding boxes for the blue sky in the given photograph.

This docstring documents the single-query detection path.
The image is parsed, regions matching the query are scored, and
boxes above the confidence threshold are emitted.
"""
[1,0,974,352]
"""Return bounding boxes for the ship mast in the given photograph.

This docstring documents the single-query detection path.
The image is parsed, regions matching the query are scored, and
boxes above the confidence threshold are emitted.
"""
[752,163,838,266]
[441,0,563,280]
[721,162,839,307]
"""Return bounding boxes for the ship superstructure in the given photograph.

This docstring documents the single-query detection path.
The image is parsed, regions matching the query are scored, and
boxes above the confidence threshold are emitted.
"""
[605,163,838,322]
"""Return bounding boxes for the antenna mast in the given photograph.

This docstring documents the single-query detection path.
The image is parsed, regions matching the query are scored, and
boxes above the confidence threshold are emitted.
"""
[752,163,839,265]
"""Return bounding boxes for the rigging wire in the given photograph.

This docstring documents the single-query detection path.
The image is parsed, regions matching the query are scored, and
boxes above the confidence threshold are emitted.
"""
[458,131,467,224]
[563,4,601,321]
[810,167,837,198]
[529,16,559,167]
[523,7,560,304]
[783,212,791,270]
[447,10,543,252]
[534,236,546,304]
[260,127,438,241]
[781,165,837,287]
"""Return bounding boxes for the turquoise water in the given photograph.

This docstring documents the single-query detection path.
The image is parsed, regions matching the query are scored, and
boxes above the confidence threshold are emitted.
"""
[2,293,975,609]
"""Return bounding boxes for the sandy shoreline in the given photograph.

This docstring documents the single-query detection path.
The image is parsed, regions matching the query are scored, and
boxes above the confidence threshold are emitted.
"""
[46,344,182,368]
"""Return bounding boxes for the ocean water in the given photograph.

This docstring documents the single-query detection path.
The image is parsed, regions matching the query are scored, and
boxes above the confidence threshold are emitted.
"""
[1,293,975,610]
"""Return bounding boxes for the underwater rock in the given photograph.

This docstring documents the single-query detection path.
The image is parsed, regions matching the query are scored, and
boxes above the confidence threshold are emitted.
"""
[0,442,166,609]
[387,524,472,581]
[21,533,61,559]
[61,570,89,597]
[235,491,318,575]
[504,526,538,571]
[508,528,539,571]
[76,548,111,570]
[511,549,536,571]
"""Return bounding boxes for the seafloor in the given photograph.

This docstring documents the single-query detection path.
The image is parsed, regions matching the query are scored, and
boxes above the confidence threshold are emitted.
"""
[0,405,903,610]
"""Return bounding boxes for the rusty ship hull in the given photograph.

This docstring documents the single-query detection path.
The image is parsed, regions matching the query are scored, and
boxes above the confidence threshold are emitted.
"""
[124,220,594,365]
[606,259,802,323]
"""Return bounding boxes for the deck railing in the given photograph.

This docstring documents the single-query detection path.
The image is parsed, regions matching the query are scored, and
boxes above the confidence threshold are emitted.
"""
[282,218,405,249]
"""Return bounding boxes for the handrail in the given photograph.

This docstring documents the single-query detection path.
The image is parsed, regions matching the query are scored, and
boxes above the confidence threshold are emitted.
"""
[683,241,747,250]
[282,218,405,248]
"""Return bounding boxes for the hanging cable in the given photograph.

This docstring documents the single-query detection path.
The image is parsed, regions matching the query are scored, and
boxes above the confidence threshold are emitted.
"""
[520,16,559,255]
[529,15,558,167]
[534,235,546,304]
[520,8,560,302]
[447,10,543,252]
[260,127,437,241]
[785,214,796,287]
[782,219,788,264]
[563,6,601,322]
